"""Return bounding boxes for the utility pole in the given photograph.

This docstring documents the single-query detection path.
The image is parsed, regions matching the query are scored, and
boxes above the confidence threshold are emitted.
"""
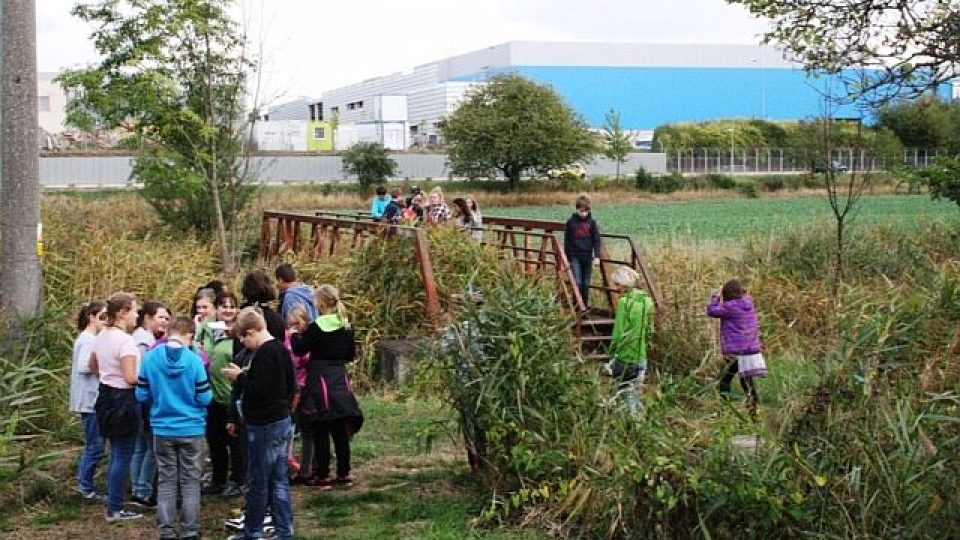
[1,0,43,331]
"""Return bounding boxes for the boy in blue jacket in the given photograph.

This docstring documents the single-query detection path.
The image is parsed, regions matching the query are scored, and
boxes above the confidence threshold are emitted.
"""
[136,316,212,540]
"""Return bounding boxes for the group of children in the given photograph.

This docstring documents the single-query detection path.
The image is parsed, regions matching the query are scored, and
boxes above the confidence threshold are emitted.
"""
[370,185,483,239]
[565,194,767,416]
[68,265,362,540]
[68,193,767,537]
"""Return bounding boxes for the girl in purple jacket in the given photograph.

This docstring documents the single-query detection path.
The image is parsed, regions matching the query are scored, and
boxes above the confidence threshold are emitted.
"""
[707,279,767,416]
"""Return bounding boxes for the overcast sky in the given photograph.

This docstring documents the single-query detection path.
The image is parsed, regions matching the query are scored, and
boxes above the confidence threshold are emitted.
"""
[37,0,770,106]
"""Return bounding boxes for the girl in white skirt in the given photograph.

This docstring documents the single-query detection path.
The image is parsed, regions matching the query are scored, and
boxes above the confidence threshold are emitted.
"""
[707,279,767,416]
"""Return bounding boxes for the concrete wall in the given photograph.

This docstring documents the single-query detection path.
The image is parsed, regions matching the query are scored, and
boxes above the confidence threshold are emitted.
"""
[38,153,668,187]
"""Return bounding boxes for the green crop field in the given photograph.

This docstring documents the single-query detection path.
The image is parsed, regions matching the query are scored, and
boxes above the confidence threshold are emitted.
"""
[488,195,958,245]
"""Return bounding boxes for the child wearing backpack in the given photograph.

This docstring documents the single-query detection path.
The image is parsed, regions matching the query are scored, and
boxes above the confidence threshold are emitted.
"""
[707,279,767,416]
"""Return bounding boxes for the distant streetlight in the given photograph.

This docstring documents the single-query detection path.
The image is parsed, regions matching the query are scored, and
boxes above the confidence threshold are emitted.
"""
[751,58,767,119]
[725,127,735,170]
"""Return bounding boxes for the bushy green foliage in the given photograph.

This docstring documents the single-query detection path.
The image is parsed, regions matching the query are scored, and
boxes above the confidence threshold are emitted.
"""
[707,173,737,190]
[57,0,256,243]
[423,223,960,538]
[909,156,960,207]
[341,142,399,196]
[634,166,654,190]
[441,74,598,190]
[876,96,960,153]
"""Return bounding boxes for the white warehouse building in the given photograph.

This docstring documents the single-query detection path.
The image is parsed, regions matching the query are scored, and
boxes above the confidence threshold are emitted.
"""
[317,41,957,152]
[321,61,480,150]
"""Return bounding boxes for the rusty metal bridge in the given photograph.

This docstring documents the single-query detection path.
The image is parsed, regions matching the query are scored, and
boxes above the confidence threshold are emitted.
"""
[259,210,661,361]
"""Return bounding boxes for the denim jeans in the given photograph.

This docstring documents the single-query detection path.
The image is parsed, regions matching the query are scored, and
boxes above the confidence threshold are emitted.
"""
[77,413,105,494]
[154,436,203,539]
[130,428,157,500]
[106,432,137,513]
[569,256,593,308]
[244,416,294,539]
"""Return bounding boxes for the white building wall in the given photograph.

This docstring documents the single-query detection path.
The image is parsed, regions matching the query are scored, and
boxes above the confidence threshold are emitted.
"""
[264,97,323,121]
[322,63,440,124]
[253,121,308,151]
[38,73,68,134]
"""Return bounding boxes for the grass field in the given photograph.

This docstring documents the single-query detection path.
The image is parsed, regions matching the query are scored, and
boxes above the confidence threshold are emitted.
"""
[487,195,958,245]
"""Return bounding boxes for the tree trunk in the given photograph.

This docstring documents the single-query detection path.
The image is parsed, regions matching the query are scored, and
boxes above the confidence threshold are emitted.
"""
[1,0,42,329]
[615,160,621,181]
[205,33,233,277]
[833,216,844,298]
[507,168,521,192]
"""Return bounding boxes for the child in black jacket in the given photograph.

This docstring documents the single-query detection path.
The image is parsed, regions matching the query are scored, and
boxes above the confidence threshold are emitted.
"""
[564,194,602,309]
[291,284,364,488]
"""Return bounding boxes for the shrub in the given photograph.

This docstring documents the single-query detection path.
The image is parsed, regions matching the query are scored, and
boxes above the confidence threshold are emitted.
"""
[650,171,684,193]
[737,181,759,198]
[707,173,737,190]
[758,175,786,191]
[634,166,654,190]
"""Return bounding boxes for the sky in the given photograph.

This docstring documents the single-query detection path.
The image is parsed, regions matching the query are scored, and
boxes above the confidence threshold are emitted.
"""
[36,0,770,106]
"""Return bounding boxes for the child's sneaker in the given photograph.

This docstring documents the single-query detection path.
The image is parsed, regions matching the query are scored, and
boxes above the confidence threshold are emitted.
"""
[80,491,104,504]
[220,481,243,498]
[308,475,334,491]
[334,474,354,488]
[129,495,156,510]
[106,509,143,522]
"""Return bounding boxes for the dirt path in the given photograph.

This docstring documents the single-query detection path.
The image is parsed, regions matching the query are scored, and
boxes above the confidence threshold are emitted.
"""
[4,447,467,540]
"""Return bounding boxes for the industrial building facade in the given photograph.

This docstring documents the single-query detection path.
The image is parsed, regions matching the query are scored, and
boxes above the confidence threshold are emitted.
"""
[262,41,956,151]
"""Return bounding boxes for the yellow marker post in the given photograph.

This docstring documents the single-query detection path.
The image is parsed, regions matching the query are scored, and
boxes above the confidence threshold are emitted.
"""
[36,223,44,258]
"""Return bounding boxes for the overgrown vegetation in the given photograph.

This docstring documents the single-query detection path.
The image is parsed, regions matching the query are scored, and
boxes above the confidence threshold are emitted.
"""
[3,190,958,538]
[58,0,258,274]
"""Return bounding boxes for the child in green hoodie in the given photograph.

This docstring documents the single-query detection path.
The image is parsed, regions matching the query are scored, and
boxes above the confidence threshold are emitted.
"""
[606,266,655,414]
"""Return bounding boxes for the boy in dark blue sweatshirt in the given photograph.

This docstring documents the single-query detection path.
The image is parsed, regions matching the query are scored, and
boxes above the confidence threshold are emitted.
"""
[564,194,602,309]
[137,316,212,540]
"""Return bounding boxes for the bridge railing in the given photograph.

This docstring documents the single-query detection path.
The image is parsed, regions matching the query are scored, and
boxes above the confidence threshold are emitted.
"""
[259,211,441,326]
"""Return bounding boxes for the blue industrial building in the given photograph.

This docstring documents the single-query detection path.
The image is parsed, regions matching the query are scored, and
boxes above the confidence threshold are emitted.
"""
[319,41,956,148]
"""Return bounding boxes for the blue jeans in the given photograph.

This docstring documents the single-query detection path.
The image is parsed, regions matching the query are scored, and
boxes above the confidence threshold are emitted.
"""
[130,428,156,500]
[77,413,105,494]
[106,432,137,513]
[244,417,294,539]
[569,256,593,308]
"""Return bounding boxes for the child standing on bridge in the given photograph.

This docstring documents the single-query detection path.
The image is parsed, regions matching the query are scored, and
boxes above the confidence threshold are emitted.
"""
[564,194,602,309]
[708,279,767,417]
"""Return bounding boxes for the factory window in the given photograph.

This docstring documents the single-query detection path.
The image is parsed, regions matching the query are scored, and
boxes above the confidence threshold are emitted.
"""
[38,96,51,112]
[313,127,326,140]
[346,100,365,111]
[409,125,419,135]
[314,102,324,121]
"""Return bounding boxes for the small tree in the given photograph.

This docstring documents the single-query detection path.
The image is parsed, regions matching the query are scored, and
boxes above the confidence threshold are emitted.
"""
[341,142,398,195]
[442,74,597,191]
[58,0,257,275]
[602,109,632,180]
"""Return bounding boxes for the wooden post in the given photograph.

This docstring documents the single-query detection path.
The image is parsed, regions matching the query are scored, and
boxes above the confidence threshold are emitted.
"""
[258,214,272,260]
[413,228,440,329]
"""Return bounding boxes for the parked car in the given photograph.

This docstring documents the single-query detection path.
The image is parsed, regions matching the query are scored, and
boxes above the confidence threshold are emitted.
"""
[546,163,587,180]
[813,160,849,173]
